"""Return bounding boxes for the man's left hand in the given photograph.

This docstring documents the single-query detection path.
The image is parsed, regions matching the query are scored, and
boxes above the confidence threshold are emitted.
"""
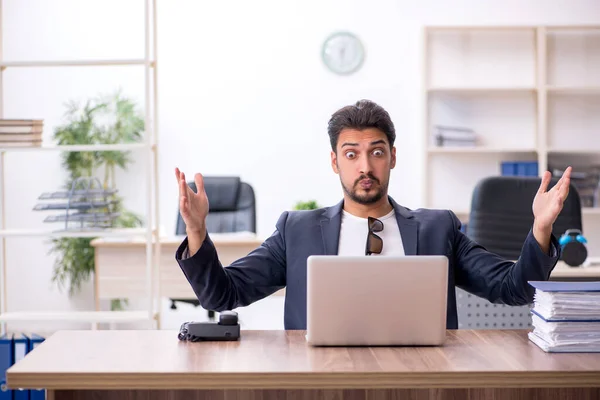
[532,166,572,253]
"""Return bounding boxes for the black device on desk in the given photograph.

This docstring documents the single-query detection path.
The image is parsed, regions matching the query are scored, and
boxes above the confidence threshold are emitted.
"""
[178,311,240,342]
[559,229,588,267]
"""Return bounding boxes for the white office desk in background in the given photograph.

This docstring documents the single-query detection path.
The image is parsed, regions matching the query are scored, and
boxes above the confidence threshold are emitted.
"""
[91,234,600,329]
[90,233,275,314]
[550,258,600,281]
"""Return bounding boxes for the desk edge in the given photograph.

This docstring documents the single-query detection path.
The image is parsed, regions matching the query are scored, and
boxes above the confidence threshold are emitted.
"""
[8,371,600,390]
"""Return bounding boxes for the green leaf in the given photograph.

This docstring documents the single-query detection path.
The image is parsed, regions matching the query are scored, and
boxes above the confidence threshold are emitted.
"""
[293,200,320,210]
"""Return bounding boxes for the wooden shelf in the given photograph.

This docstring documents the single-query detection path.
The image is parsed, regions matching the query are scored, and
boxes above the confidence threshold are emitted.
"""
[428,147,536,154]
[0,143,148,152]
[428,87,536,94]
[0,59,154,68]
[425,25,600,221]
[0,310,154,323]
[546,25,600,31]
[0,228,148,238]
[547,86,600,94]
[547,148,600,155]
[426,25,537,32]
[0,1,160,331]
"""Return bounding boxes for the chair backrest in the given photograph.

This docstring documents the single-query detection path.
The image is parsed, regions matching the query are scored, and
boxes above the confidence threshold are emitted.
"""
[467,176,582,260]
[176,176,256,235]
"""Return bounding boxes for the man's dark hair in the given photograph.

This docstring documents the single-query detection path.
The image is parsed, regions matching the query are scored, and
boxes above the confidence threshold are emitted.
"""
[327,99,396,152]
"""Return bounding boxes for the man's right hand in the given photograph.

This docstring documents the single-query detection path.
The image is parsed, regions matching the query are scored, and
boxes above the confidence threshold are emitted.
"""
[175,167,209,256]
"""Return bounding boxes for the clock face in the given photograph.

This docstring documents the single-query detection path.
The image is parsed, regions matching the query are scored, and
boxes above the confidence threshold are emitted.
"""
[322,32,365,75]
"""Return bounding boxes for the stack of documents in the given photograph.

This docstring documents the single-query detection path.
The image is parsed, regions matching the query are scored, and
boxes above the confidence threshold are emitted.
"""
[528,281,600,352]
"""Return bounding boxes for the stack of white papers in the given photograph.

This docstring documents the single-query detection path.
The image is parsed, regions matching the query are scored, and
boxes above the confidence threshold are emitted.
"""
[527,281,600,353]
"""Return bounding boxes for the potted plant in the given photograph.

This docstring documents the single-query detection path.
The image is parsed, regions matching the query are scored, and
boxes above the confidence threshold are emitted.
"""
[49,90,144,310]
[293,200,320,210]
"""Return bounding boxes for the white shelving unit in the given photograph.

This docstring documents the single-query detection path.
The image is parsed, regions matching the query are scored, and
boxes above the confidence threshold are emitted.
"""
[423,25,600,243]
[424,26,600,330]
[0,0,160,330]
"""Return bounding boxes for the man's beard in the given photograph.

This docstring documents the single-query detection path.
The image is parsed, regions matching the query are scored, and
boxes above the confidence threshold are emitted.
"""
[341,172,387,205]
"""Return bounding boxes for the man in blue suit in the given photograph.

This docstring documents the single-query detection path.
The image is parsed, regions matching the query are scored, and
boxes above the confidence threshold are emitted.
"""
[174,99,572,330]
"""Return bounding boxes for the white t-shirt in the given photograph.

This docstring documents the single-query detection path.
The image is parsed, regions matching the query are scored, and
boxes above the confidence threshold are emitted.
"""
[337,209,405,256]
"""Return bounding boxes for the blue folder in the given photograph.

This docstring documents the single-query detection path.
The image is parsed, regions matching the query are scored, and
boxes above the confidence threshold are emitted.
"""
[27,334,45,400]
[528,281,600,292]
[531,309,600,322]
[0,334,13,400]
[12,334,29,400]
[27,333,46,400]
[501,161,539,177]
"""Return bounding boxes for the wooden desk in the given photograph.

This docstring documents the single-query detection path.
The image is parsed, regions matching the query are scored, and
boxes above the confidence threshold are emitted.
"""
[90,233,267,308]
[6,330,600,400]
[551,261,600,281]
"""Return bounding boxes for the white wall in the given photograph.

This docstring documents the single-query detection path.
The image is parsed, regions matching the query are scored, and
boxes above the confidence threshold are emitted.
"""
[1,0,599,333]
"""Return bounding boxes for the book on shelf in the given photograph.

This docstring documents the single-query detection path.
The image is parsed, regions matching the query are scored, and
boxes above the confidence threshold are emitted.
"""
[550,164,600,208]
[0,133,42,141]
[0,140,42,147]
[0,119,43,126]
[527,281,600,353]
[432,125,476,147]
[0,119,43,147]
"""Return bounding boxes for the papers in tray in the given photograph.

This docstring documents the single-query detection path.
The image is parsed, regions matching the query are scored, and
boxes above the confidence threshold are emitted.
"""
[527,281,600,352]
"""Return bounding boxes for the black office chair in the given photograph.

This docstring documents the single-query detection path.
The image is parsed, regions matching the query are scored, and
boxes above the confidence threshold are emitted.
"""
[467,175,582,260]
[172,176,256,316]
[176,176,256,235]
[456,175,582,330]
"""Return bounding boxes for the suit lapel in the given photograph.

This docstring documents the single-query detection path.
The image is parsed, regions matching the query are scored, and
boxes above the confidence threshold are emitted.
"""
[319,197,418,256]
[319,200,343,255]
[390,197,419,256]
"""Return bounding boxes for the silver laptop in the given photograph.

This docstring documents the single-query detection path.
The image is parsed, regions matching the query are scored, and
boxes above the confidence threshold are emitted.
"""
[306,255,449,346]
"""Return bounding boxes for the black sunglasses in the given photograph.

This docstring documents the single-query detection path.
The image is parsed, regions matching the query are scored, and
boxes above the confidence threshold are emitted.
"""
[366,216,384,256]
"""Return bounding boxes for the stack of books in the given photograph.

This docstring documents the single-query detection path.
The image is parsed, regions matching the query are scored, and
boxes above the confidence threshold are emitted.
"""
[0,119,43,147]
[528,281,600,352]
[549,165,600,208]
[432,125,476,147]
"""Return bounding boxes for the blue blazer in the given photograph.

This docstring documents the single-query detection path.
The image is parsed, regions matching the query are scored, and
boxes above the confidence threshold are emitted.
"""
[175,197,560,329]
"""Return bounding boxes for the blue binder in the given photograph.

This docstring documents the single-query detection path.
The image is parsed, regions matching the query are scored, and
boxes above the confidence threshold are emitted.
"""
[12,333,30,400]
[27,334,45,400]
[0,334,13,400]
[501,161,538,177]
[528,281,600,292]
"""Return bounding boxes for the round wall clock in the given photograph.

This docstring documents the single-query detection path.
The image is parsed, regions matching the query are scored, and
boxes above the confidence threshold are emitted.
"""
[322,31,365,75]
